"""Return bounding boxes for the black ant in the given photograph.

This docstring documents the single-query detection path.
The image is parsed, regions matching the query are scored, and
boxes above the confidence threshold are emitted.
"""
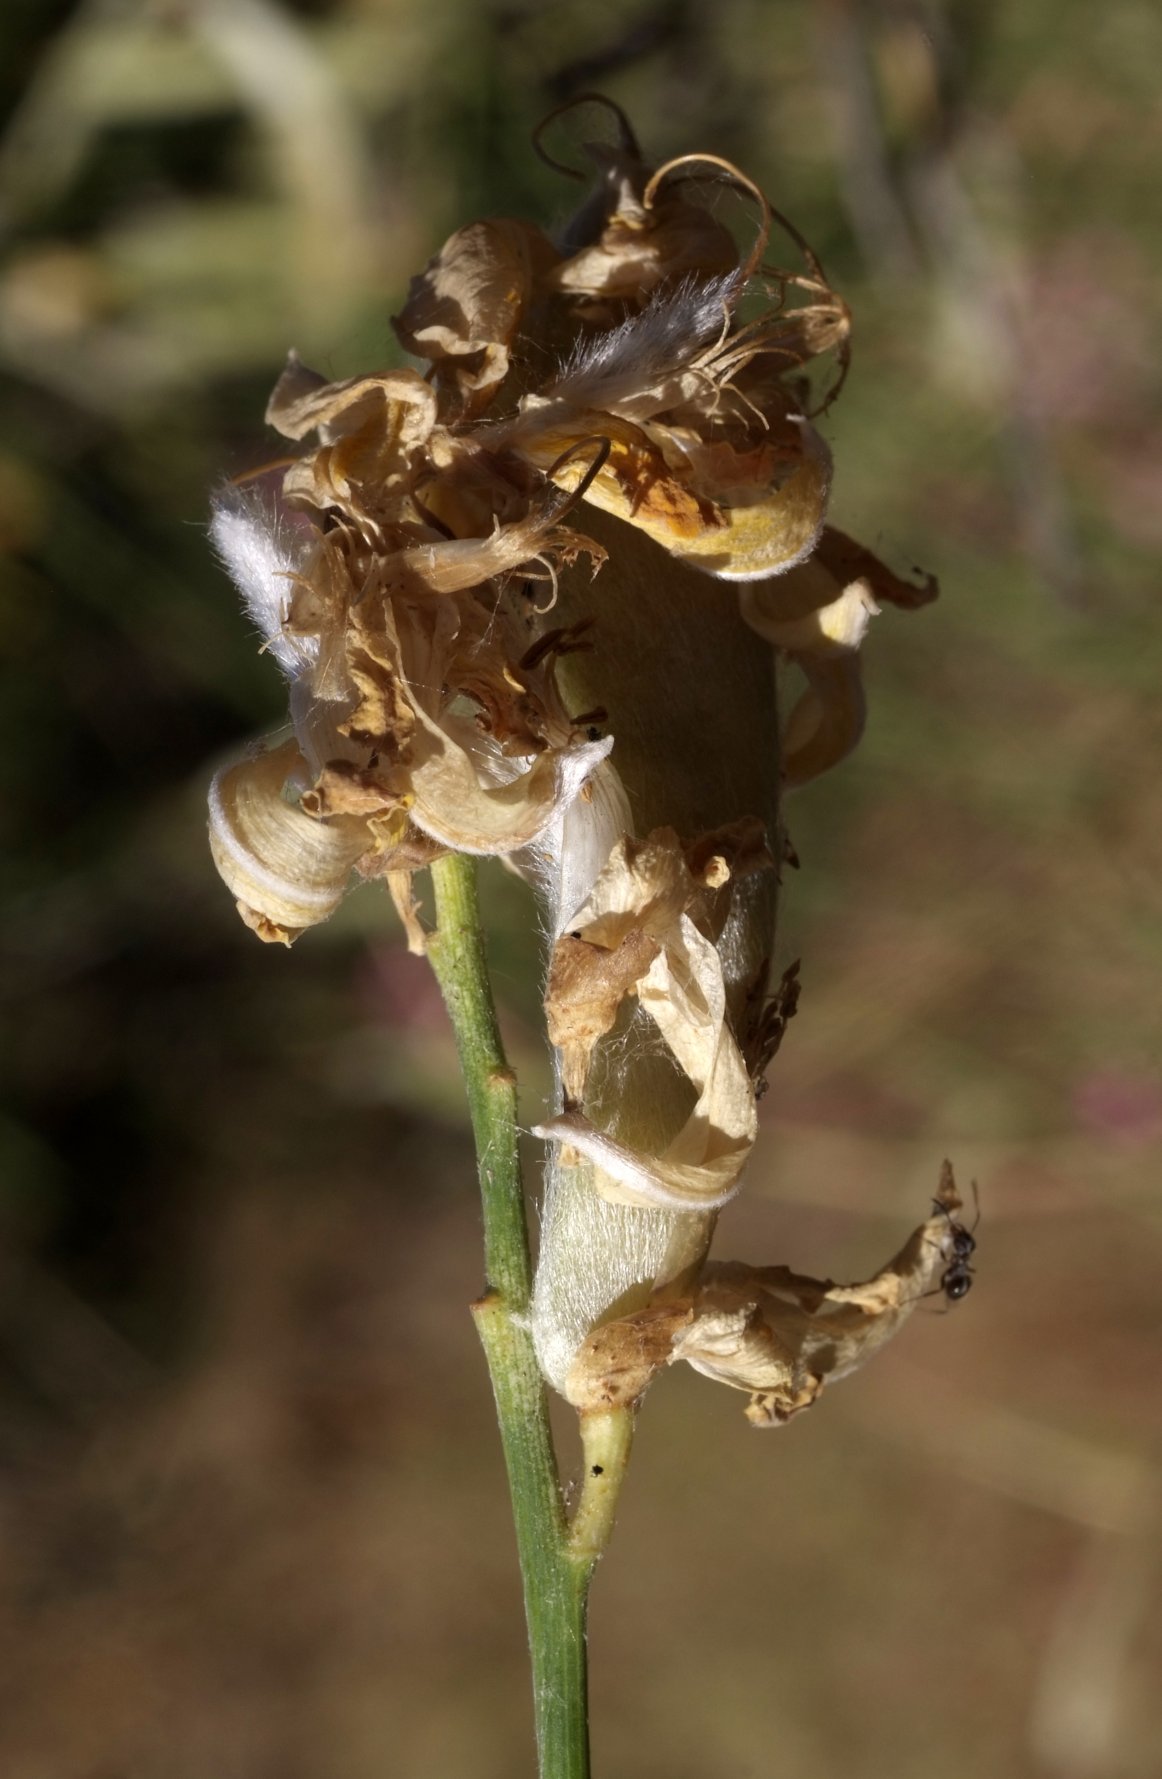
[930,1179,979,1304]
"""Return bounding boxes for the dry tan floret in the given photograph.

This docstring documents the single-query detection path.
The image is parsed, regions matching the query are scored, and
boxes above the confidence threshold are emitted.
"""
[535,827,766,1212]
[567,1166,965,1423]
[394,218,561,419]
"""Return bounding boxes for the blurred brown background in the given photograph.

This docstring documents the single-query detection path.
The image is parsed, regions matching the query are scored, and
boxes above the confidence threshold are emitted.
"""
[1,1,1160,1774]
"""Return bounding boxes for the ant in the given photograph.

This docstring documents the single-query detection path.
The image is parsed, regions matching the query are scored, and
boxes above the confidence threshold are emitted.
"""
[930,1179,979,1304]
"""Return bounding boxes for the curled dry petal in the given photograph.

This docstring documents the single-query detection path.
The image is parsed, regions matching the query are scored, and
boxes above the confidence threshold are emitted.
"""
[393,219,560,417]
[740,563,879,788]
[385,475,605,598]
[534,1103,752,1213]
[536,757,635,945]
[545,170,738,301]
[779,654,868,788]
[408,729,615,857]
[267,360,439,536]
[208,739,374,945]
[545,829,702,1042]
[684,1192,956,1428]
[740,572,878,656]
[565,1167,965,1420]
[734,532,938,790]
[545,929,663,1097]
[266,357,438,452]
[536,828,762,1212]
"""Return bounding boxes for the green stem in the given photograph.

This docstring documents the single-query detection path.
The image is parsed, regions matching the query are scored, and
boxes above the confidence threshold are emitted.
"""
[427,853,632,1779]
[569,1410,635,1565]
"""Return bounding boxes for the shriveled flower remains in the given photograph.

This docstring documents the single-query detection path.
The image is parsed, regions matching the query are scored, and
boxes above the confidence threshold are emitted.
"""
[208,99,946,1425]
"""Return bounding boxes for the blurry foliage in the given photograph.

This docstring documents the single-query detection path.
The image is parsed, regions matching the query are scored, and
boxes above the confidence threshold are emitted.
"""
[1,1,1161,1776]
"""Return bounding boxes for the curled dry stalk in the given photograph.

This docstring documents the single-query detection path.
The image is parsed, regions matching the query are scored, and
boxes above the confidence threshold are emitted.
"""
[426,852,630,1779]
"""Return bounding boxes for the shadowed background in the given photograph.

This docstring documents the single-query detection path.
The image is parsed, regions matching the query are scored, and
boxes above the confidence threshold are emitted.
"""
[1,1,1160,1775]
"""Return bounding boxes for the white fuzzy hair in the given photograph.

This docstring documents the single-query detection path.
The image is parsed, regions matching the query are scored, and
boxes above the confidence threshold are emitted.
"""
[546,272,741,413]
[209,482,321,682]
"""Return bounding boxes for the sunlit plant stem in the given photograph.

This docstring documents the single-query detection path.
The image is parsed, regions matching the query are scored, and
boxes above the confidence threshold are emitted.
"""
[427,851,633,1779]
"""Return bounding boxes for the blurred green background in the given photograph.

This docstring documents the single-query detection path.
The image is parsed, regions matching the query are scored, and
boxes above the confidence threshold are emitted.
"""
[1,1,1160,1774]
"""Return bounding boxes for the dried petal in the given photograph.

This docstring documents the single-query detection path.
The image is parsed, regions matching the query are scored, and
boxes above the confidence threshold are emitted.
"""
[534,1105,752,1213]
[682,1176,961,1425]
[546,929,663,1099]
[548,179,738,301]
[408,727,614,857]
[740,573,878,655]
[531,757,635,945]
[393,218,560,416]
[507,405,831,582]
[740,564,878,788]
[267,360,438,534]
[386,868,427,955]
[564,1168,967,1421]
[780,654,868,788]
[266,356,437,450]
[385,474,604,598]
[536,829,761,1212]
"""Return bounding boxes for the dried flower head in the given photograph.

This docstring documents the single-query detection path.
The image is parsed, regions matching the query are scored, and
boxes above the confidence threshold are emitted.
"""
[208,96,941,1422]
